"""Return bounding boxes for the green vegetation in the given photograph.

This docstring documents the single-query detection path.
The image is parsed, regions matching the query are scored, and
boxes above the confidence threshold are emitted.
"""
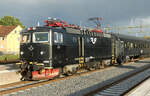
[0,16,25,28]
[0,54,19,61]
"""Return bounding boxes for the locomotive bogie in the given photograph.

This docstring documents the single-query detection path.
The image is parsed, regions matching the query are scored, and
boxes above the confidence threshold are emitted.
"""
[63,64,79,74]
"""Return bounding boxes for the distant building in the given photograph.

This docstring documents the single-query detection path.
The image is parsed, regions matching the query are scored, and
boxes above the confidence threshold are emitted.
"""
[0,25,22,54]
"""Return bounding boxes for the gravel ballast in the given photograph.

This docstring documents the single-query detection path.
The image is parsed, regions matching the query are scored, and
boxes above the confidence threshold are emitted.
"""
[5,59,150,96]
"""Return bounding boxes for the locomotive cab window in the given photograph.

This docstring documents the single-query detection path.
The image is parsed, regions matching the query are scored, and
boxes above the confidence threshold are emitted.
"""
[33,32,49,43]
[54,32,63,43]
[21,34,30,43]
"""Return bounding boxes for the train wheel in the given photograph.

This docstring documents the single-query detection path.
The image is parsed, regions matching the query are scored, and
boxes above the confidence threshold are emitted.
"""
[122,56,126,63]
[117,56,122,65]
[21,71,32,81]
[20,70,27,81]
[100,61,105,68]
[96,63,101,69]
[72,67,78,74]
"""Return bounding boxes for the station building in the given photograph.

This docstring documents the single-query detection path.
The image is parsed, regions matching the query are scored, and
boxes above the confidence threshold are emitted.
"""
[0,25,22,54]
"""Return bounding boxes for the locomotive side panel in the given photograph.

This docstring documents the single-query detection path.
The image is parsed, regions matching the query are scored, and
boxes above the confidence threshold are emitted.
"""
[84,34,112,63]
[52,28,80,68]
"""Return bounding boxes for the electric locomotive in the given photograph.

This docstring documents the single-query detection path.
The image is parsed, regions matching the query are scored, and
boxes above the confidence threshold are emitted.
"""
[19,18,150,80]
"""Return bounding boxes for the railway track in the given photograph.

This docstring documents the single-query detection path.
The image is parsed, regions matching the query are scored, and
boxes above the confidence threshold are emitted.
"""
[0,60,19,65]
[85,63,150,96]
[0,62,126,96]
[0,68,107,95]
[0,58,147,96]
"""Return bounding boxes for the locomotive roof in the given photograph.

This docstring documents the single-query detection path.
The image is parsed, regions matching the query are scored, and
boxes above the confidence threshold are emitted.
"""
[22,26,82,34]
[21,26,64,33]
[22,26,112,38]
[22,26,150,42]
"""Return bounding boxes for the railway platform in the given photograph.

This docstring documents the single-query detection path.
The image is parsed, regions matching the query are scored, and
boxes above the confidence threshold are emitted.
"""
[127,77,150,96]
[0,64,20,85]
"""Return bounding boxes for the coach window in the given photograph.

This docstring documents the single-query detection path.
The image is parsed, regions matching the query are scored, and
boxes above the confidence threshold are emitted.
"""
[124,43,127,48]
[142,44,143,48]
[141,44,143,48]
[138,44,140,48]
[130,43,133,48]
[144,44,146,48]
[134,44,137,48]
[140,44,142,48]
[127,42,130,48]
[142,44,144,48]
[146,44,148,48]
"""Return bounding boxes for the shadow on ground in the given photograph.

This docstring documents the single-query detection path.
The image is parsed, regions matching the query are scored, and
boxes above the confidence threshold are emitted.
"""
[0,63,19,70]
[115,65,137,69]
[68,64,150,96]
[134,60,150,64]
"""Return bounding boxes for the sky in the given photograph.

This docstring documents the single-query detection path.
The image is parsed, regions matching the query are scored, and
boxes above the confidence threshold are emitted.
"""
[0,0,150,35]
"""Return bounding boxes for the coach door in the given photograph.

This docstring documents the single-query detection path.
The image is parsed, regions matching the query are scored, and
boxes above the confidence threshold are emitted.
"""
[78,37,84,65]
[119,41,124,56]
[112,38,119,64]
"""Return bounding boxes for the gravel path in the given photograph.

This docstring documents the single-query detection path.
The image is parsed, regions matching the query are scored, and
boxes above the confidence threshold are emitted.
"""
[4,59,150,96]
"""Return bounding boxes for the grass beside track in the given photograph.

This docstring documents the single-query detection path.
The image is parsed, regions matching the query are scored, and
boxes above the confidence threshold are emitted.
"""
[0,54,19,64]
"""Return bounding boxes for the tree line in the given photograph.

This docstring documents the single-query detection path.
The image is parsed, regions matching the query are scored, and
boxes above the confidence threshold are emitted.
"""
[0,16,25,28]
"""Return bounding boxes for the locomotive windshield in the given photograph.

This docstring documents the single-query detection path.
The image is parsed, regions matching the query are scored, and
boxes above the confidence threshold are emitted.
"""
[33,32,49,43]
[21,34,30,43]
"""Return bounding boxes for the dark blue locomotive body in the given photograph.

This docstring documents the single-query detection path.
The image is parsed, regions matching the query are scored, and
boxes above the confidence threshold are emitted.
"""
[19,20,150,80]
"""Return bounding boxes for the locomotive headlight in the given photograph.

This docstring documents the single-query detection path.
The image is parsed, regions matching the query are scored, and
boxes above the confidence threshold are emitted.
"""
[40,51,44,55]
[20,51,24,55]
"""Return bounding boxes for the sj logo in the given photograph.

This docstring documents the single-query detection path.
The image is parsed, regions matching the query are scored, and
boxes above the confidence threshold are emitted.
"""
[28,45,34,51]
[90,37,97,44]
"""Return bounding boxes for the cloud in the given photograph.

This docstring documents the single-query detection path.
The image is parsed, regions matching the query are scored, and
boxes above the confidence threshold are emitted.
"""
[134,17,150,25]
[0,0,150,27]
